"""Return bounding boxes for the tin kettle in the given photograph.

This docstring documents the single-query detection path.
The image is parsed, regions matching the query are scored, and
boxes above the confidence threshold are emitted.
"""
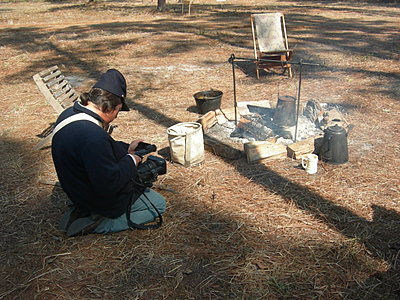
[320,124,348,164]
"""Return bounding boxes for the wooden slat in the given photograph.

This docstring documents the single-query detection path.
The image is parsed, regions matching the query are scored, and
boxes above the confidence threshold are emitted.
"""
[53,84,72,98]
[70,93,79,102]
[43,70,61,82]
[50,80,72,97]
[46,75,65,89]
[38,65,58,77]
[57,89,75,104]
[61,93,79,108]
[33,73,64,114]
[49,79,69,94]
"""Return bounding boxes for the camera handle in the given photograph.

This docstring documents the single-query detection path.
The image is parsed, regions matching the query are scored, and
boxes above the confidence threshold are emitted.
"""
[126,185,163,230]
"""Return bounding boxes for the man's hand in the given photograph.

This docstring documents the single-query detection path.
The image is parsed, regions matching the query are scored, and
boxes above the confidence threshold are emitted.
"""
[128,140,144,154]
[128,140,144,166]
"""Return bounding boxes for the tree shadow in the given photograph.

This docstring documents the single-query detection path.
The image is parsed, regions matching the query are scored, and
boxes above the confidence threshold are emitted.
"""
[2,2,398,102]
[1,3,398,69]
[233,60,256,78]
[0,136,63,298]
[2,120,398,298]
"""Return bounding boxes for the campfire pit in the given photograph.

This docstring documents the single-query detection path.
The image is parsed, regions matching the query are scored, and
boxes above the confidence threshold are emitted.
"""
[197,55,348,163]
[198,98,349,162]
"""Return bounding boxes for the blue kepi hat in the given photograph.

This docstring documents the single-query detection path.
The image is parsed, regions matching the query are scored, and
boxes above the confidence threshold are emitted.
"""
[93,69,129,111]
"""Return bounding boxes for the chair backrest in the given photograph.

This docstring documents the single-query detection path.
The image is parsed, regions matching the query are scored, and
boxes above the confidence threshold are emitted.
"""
[33,65,79,114]
[251,13,288,53]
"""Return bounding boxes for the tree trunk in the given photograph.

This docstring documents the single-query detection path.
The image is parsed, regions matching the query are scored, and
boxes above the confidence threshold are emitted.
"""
[157,0,166,12]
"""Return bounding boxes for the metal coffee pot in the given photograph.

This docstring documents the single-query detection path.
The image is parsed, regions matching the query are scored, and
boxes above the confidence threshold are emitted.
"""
[320,124,348,164]
[273,96,296,127]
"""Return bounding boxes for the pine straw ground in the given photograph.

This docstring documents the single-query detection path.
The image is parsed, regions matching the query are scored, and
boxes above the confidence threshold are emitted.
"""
[0,0,399,299]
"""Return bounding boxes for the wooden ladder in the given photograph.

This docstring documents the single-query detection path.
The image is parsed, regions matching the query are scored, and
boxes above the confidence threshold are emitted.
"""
[33,65,80,150]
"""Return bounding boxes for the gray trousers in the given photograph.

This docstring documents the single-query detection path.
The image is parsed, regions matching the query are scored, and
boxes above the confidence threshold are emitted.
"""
[94,188,166,234]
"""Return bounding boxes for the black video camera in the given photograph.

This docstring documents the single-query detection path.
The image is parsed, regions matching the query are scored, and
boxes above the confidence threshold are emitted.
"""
[134,142,157,157]
[135,142,167,187]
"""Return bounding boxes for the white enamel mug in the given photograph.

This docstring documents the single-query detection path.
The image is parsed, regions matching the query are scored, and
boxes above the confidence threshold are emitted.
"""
[302,154,318,174]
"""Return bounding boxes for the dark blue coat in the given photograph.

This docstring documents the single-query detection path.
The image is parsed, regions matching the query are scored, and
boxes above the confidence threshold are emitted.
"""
[52,102,138,218]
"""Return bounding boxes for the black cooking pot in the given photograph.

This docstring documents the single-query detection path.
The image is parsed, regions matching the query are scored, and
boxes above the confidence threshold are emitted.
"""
[320,124,348,164]
[193,90,223,114]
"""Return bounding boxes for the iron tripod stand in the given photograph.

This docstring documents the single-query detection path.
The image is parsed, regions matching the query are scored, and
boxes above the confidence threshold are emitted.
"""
[228,54,319,142]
